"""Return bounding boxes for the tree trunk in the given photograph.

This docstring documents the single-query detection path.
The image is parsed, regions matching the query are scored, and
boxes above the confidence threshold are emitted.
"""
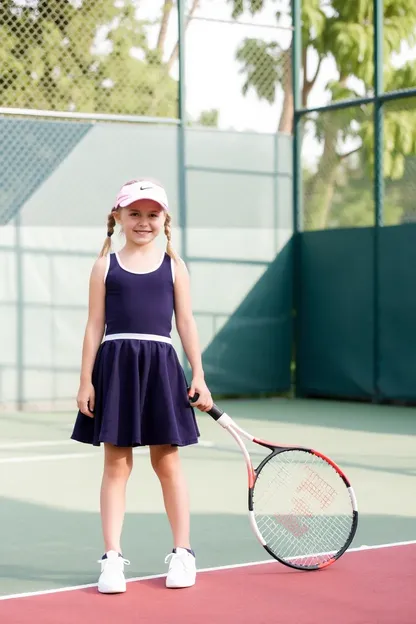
[304,127,340,230]
[167,0,200,71]
[278,50,293,134]
[276,45,320,135]
[317,164,339,229]
[157,0,173,53]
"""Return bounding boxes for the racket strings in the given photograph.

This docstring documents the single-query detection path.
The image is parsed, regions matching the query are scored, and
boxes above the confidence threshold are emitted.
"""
[256,506,352,566]
[252,450,354,568]
[258,509,352,566]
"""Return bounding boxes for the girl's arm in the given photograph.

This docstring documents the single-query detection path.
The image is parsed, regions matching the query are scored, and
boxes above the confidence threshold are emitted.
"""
[173,258,213,412]
[77,256,107,417]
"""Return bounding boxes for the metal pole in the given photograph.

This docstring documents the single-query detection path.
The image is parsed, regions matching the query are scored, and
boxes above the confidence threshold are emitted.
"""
[292,0,302,396]
[15,213,24,410]
[177,0,187,265]
[177,0,188,370]
[273,132,279,254]
[373,0,384,401]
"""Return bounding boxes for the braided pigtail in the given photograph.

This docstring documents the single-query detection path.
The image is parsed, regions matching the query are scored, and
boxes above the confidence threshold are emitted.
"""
[99,211,117,257]
[164,213,179,261]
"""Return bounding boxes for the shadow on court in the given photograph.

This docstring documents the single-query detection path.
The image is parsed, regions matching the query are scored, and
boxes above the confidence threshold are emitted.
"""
[184,445,416,478]
[0,495,415,597]
[1,397,416,440]
[218,397,416,436]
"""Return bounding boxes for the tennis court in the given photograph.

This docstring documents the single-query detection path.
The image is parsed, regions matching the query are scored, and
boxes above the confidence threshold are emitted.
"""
[0,398,415,623]
[2,1,416,623]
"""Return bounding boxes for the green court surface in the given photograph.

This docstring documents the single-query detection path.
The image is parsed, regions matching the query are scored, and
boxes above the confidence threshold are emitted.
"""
[0,397,415,598]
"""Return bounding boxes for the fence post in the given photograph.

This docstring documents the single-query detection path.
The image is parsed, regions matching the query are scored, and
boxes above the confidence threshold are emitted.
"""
[292,0,302,396]
[373,0,384,402]
[177,0,188,369]
[177,0,187,265]
[15,213,24,410]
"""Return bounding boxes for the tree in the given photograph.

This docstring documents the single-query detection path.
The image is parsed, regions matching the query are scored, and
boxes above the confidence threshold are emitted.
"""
[196,109,219,127]
[229,0,416,229]
[0,0,197,117]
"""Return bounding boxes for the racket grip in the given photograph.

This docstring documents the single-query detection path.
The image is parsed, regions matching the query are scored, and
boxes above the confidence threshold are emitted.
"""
[188,392,224,420]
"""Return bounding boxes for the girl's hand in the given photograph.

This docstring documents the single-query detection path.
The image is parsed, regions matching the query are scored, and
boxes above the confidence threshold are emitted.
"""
[77,381,95,418]
[188,377,213,412]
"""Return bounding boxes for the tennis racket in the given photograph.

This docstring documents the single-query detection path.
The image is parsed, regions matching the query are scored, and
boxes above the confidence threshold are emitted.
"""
[190,395,358,571]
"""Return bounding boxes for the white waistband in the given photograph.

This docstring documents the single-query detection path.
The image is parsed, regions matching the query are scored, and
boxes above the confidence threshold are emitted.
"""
[103,333,172,344]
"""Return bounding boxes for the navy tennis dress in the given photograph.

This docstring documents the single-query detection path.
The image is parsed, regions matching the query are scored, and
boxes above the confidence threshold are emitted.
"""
[71,251,200,448]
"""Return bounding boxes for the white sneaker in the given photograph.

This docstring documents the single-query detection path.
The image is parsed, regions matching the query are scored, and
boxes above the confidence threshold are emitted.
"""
[165,548,196,589]
[97,550,130,594]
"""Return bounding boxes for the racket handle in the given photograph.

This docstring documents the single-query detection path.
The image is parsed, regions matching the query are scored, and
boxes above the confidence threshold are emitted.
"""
[188,392,224,420]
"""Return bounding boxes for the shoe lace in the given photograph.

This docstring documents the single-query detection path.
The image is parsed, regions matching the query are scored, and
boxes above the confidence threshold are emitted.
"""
[164,551,191,570]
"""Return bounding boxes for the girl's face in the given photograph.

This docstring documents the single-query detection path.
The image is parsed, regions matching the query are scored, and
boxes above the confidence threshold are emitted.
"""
[117,199,165,246]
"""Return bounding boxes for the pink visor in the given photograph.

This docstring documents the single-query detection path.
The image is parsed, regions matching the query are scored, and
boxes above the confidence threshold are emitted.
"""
[113,180,169,211]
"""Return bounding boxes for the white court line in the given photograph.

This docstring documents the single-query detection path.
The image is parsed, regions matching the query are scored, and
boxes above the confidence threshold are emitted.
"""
[0,440,75,450]
[0,440,216,464]
[0,453,98,464]
[0,449,147,465]
[0,540,414,602]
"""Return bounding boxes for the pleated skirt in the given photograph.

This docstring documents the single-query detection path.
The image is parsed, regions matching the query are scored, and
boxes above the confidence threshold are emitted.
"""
[71,338,200,447]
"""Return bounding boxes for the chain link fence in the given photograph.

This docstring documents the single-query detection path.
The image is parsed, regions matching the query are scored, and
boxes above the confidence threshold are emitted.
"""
[0,0,294,130]
[184,0,293,133]
[0,110,182,410]
[383,96,416,226]
[0,114,93,226]
[301,95,416,230]
[301,105,375,231]
[295,1,416,404]
[5,1,415,408]
[0,0,296,409]
[0,0,179,117]
[297,0,416,231]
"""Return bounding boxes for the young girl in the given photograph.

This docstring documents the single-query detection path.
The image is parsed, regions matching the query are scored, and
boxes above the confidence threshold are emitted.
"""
[71,178,212,594]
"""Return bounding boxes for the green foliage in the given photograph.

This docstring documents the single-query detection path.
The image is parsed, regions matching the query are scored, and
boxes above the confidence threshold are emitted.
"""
[324,161,405,228]
[236,40,283,104]
[300,0,327,53]
[228,0,269,19]
[196,109,219,127]
[0,0,178,117]
[385,156,416,224]
[230,0,416,229]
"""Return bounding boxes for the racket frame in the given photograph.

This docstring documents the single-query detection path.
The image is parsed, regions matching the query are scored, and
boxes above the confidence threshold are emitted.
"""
[204,401,359,571]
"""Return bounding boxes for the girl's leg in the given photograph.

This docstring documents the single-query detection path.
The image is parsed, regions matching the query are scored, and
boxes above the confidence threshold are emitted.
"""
[149,445,191,549]
[100,443,133,553]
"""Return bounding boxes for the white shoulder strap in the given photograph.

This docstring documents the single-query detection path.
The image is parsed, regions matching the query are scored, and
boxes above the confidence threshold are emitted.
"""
[104,253,111,283]
[170,257,175,283]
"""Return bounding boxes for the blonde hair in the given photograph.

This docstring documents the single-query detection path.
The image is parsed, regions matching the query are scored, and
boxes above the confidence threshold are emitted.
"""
[99,178,179,261]
[164,212,179,261]
[99,210,117,257]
